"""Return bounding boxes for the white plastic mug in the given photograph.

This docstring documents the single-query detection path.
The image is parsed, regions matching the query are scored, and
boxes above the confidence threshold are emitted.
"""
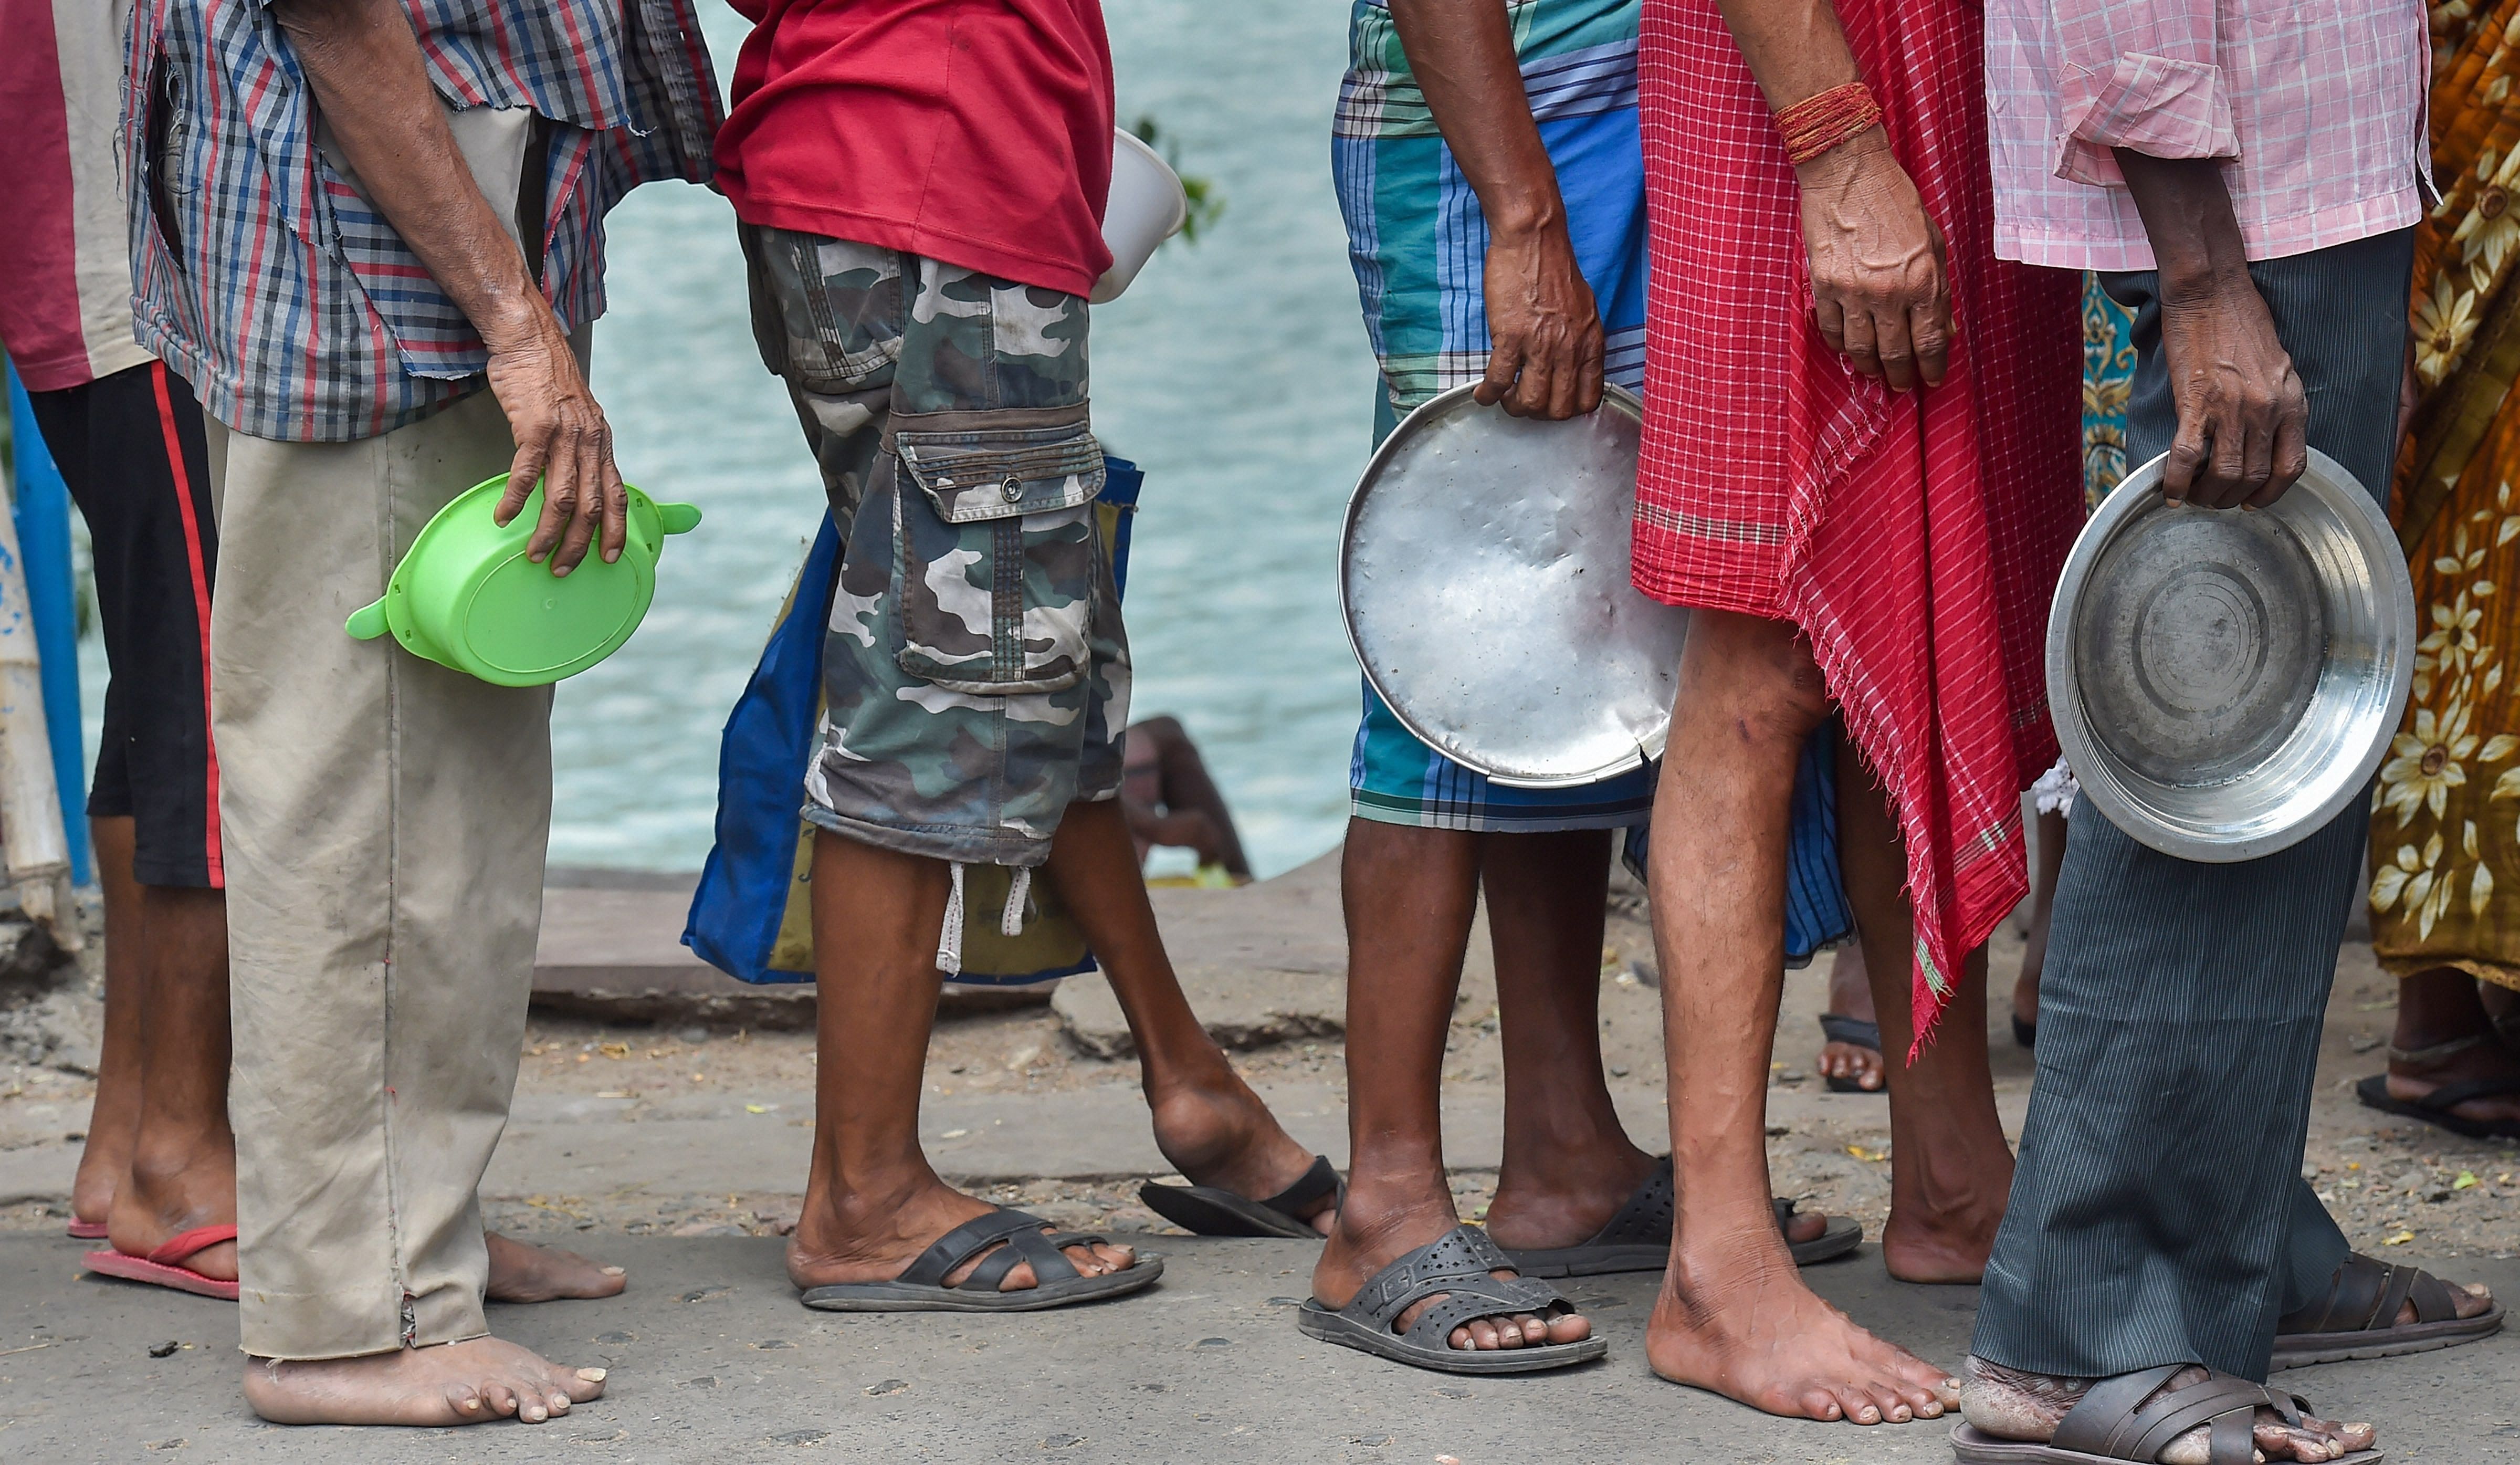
[1091,128,1190,304]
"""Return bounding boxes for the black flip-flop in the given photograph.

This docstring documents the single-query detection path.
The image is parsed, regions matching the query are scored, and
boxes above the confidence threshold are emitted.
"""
[1819,1013,1884,1093]
[1498,1157,1860,1275]
[799,1207,1161,1312]
[2011,1012,2038,1050]
[1139,1154,1340,1239]
[2354,1071,2520,1141]
[1296,1225,1605,1375]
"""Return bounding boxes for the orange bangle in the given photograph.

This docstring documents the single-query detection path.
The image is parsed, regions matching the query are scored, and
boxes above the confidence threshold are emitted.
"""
[1776,82,1882,166]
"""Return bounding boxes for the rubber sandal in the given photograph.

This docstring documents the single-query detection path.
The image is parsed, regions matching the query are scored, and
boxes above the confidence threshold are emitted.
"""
[1139,1154,1340,1239]
[797,1207,1162,1313]
[2353,1068,2520,1141]
[1497,1157,1858,1275]
[66,1219,108,1241]
[1950,1364,2378,1464]
[2272,1251,2504,1368]
[1296,1225,1605,1374]
[2011,1012,2037,1050]
[1819,1013,1884,1093]
[82,1223,239,1301]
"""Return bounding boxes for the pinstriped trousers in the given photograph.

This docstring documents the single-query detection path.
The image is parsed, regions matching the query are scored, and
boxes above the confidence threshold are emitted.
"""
[1971,228,2416,1382]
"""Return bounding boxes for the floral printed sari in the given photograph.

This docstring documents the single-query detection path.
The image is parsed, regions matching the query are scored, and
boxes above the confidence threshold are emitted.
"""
[2369,0,2520,992]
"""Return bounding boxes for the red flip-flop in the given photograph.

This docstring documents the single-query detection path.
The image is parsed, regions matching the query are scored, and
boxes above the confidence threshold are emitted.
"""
[66,1219,108,1240]
[83,1224,240,1301]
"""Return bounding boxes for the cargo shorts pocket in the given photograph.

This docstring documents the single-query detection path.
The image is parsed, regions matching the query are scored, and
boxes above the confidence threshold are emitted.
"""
[890,410,1107,696]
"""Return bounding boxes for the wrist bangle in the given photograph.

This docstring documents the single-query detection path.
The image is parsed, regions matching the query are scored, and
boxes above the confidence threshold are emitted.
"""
[1776,82,1883,166]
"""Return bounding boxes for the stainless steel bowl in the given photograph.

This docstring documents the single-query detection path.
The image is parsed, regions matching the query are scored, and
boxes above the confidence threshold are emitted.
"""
[2047,448,2416,863]
[1340,382,1688,788]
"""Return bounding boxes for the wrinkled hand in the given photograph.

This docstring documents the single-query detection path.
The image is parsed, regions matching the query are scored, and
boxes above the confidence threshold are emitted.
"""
[2156,271,2306,509]
[1795,129,1952,392]
[481,301,626,575]
[1474,221,1605,419]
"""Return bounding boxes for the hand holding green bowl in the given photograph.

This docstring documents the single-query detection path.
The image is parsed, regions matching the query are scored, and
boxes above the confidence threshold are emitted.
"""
[345,474,701,687]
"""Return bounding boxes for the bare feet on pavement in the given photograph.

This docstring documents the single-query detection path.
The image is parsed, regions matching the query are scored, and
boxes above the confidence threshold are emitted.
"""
[786,1176,1137,1294]
[1647,1233,1957,1422]
[1961,1356,2376,1463]
[244,1337,606,1426]
[486,1231,627,1302]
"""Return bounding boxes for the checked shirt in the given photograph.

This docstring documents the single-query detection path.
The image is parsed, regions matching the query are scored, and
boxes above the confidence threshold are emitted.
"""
[124,0,720,442]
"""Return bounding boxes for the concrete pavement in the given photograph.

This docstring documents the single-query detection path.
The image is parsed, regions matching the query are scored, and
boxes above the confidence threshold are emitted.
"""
[8,1232,2513,1464]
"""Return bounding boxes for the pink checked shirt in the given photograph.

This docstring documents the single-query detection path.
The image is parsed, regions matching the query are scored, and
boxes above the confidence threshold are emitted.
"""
[1984,0,2433,270]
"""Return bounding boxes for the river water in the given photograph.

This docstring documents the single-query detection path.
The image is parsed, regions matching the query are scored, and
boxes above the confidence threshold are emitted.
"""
[79,0,1376,881]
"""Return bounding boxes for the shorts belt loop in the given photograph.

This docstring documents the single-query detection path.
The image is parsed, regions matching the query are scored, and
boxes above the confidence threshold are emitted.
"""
[937,862,966,975]
[1002,866,1031,938]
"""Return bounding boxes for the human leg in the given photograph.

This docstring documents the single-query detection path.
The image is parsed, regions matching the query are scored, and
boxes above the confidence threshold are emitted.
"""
[1833,735,2011,1284]
[1816,943,1884,1091]
[785,830,1136,1294]
[1479,827,1663,1248]
[1037,797,1325,1221]
[1312,818,1589,1352]
[1965,232,2422,1457]
[1643,608,1956,1422]
[2369,967,2520,1132]
[72,817,142,1231]
[217,383,600,1421]
[2013,806,2067,1043]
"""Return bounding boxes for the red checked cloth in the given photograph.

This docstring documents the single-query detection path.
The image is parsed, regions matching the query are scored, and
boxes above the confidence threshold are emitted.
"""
[1636,0,2081,1041]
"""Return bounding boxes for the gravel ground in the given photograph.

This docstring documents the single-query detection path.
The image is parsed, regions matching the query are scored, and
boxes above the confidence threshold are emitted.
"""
[9,906,2516,1268]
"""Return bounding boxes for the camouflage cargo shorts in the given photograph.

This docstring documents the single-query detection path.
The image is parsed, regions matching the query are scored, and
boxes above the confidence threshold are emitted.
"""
[741,224,1129,868]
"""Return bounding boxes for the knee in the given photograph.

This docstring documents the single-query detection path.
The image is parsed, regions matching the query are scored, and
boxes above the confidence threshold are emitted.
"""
[1684,612,1832,741]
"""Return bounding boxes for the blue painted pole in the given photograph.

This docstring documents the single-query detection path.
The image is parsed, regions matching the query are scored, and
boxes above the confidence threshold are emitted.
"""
[5,361,92,887]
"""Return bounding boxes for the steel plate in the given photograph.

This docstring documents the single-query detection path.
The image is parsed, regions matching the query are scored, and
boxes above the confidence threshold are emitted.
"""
[2047,448,2417,863]
[1340,383,1688,788]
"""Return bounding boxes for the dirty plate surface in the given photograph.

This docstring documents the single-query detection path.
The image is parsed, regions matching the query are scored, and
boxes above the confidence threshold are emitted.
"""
[1340,383,1687,788]
[2048,448,2416,862]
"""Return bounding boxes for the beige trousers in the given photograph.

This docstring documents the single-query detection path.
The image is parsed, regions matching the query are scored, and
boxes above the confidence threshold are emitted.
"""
[212,106,556,1361]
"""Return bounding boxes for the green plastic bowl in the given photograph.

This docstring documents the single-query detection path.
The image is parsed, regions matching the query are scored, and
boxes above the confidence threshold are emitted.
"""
[345,474,701,687]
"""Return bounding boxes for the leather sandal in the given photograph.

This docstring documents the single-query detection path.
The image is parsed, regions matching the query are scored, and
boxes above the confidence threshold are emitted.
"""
[1950,1364,2377,1464]
[2272,1251,2503,1368]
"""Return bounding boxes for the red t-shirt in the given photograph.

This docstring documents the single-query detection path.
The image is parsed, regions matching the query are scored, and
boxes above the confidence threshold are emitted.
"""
[717,0,1116,300]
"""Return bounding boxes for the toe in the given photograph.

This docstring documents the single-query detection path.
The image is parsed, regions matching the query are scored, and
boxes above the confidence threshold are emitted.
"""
[1799,1388,1844,1422]
[484,1383,519,1418]
[568,1367,607,1403]
[1462,1318,1501,1350]
[1835,1387,1882,1425]
[1546,1312,1591,1345]
[2461,1280,2494,1318]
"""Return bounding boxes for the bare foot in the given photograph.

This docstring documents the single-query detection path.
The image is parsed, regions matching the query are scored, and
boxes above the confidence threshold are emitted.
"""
[105,1136,237,1282]
[1315,1191,1589,1353]
[1145,1068,1337,1235]
[1961,1356,2376,1463]
[1647,1231,1956,1422]
[242,1336,607,1426]
[786,1177,1136,1294]
[1818,946,1884,1092]
[1877,1124,2011,1285]
[486,1231,627,1302]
